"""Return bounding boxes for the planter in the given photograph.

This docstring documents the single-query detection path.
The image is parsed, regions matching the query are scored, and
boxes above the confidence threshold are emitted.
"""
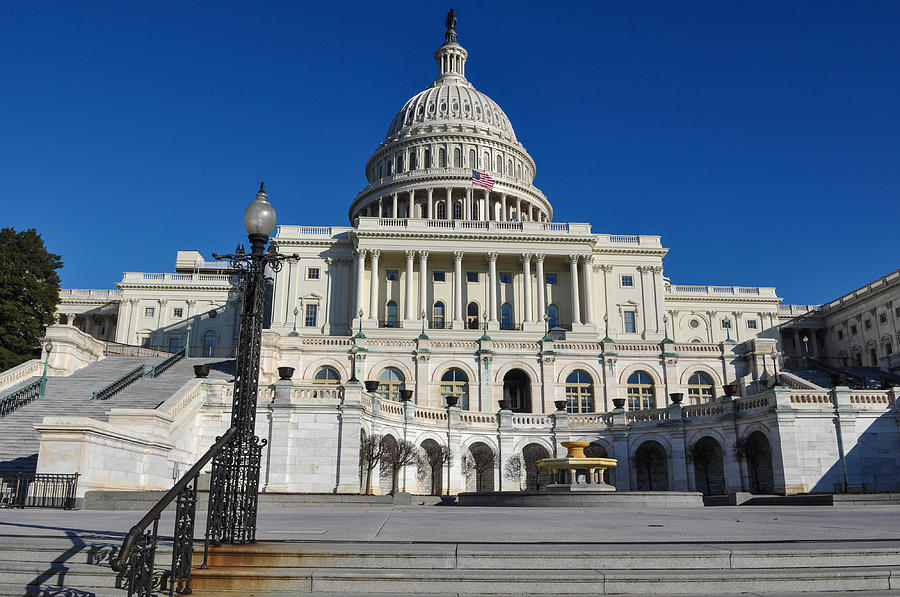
[612,398,626,409]
[399,389,414,402]
[277,366,295,381]
[364,380,380,392]
[445,395,459,408]
[497,399,511,410]
[553,400,567,412]
[669,392,684,404]
[193,364,210,378]
[722,384,739,397]
[829,373,847,386]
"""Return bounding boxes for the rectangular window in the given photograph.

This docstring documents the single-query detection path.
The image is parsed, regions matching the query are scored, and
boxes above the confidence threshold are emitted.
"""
[721,319,731,329]
[172,307,183,318]
[895,307,900,318]
[386,269,399,281]
[144,307,155,318]
[746,319,757,330]
[304,304,318,327]
[306,267,320,280]
[499,272,512,284]
[466,271,479,283]
[879,313,887,324]
[545,273,557,285]
[620,275,634,287]
[624,311,636,333]
[433,271,445,282]
[864,319,872,330]
[851,325,858,335]
[838,330,844,340]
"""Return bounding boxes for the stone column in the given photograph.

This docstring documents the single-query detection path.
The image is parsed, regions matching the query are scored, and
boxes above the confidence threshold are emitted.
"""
[377,197,383,217]
[409,190,415,219]
[392,194,398,219]
[535,254,546,320]
[405,250,415,321]
[465,187,472,220]
[522,253,533,324]
[453,251,464,327]
[354,249,367,321]
[488,252,499,324]
[482,189,489,221]
[336,382,364,493]
[427,188,433,219]
[582,255,595,324]
[501,194,507,221]
[368,250,380,323]
[445,187,452,220]
[156,299,167,348]
[516,197,522,220]
[568,255,581,325]
[418,251,429,320]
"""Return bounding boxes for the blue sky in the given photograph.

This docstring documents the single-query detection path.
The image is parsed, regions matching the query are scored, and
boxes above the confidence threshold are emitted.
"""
[2,1,898,304]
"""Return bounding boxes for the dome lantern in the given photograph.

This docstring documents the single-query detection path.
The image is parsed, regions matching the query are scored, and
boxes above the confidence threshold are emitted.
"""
[435,9,467,82]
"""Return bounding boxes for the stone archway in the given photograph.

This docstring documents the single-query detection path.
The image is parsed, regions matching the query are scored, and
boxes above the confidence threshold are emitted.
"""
[689,436,726,495]
[418,439,444,496]
[503,369,532,413]
[378,435,399,495]
[465,442,495,492]
[522,443,551,490]
[634,441,668,491]
[740,431,775,494]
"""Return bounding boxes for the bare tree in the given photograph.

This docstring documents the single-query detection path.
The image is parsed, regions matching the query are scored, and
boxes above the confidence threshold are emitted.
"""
[419,444,453,495]
[380,438,420,495]
[632,445,664,491]
[463,447,498,492]
[734,436,766,493]
[359,434,387,495]
[503,455,522,486]
[687,441,718,495]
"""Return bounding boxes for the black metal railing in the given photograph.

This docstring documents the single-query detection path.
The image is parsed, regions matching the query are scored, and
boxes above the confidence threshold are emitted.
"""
[111,427,236,597]
[92,365,145,400]
[104,341,174,358]
[147,348,186,379]
[0,378,43,417]
[0,472,79,509]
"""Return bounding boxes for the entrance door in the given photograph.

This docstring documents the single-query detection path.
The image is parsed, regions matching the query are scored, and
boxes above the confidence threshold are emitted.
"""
[503,369,531,413]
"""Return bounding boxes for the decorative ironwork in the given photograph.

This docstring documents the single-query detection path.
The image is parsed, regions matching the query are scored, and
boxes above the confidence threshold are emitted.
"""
[0,472,79,509]
[171,476,198,594]
[148,347,186,379]
[92,364,145,400]
[0,378,42,417]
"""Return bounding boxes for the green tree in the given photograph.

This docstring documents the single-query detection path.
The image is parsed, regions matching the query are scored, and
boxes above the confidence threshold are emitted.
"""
[0,228,62,371]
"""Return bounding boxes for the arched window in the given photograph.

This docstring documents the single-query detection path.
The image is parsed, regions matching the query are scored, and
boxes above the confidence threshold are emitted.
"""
[424,148,432,168]
[687,372,714,404]
[627,371,656,410]
[385,300,399,327]
[440,368,469,409]
[468,149,476,168]
[483,151,490,169]
[508,158,513,174]
[387,160,394,176]
[453,148,461,167]
[472,202,479,220]
[436,202,446,219]
[467,302,480,329]
[396,154,404,172]
[313,366,341,384]
[517,164,522,178]
[202,330,216,358]
[439,148,447,167]
[409,150,417,170]
[500,302,513,330]
[495,154,502,174]
[565,370,594,413]
[546,304,559,329]
[453,201,462,220]
[432,301,445,329]
[377,367,405,401]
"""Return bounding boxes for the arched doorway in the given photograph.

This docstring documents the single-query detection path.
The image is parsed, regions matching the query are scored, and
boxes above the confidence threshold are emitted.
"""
[522,443,551,490]
[738,431,775,494]
[418,439,445,496]
[503,369,531,413]
[465,442,495,492]
[379,435,399,495]
[585,442,614,487]
[689,436,726,495]
[634,441,668,491]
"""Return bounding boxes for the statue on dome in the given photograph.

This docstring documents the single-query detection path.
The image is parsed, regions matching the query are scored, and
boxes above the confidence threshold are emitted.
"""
[445,8,457,42]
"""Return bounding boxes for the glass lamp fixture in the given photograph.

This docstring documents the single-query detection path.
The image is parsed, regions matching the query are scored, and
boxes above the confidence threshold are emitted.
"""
[244,182,277,239]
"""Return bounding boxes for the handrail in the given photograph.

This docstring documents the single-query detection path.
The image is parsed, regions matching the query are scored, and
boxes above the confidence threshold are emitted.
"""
[0,378,43,417]
[148,347,186,378]
[91,364,145,400]
[103,341,173,358]
[111,426,236,594]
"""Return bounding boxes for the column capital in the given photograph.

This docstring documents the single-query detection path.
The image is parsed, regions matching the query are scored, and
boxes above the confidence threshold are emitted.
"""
[580,254,593,265]
[158,299,168,306]
[486,252,498,263]
[405,250,416,260]
[521,253,533,264]
[355,248,369,258]
[370,249,381,259]
[127,298,139,305]
[186,299,196,306]
[418,250,429,260]
[534,253,545,263]
[454,250,465,261]
[599,263,614,273]
[568,254,581,264]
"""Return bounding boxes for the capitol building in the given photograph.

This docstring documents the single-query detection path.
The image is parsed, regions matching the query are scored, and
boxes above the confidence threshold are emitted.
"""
[16,13,900,499]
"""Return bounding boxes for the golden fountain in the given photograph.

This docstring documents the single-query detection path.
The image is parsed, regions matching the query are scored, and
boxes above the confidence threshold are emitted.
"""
[537,441,618,492]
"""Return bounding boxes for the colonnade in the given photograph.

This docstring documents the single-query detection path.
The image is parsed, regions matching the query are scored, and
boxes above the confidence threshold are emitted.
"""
[355,187,547,224]
[352,249,596,329]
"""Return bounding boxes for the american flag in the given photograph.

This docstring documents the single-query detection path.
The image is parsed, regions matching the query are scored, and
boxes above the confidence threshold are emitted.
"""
[472,170,495,190]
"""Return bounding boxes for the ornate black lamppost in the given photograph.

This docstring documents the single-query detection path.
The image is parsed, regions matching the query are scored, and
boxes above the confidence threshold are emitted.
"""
[206,182,295,545]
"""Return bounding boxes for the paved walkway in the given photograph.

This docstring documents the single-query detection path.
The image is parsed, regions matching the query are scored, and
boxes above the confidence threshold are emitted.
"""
[2,504,899,544]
